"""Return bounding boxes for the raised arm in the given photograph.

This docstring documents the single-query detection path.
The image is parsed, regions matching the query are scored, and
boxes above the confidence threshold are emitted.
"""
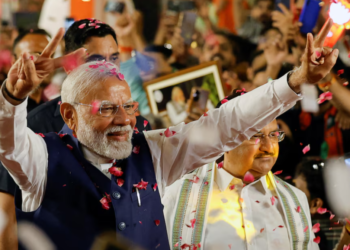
[0,28,85,211]
[146,19,339,193]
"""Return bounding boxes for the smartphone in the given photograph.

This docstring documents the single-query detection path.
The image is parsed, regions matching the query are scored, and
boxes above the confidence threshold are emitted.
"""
[65,18,75,32]
[299,0,322,34]
[275,0,290,12]
[179,12,197,45]
[189,88,209,114]
[134,51,156,73]
[105,1,125,13]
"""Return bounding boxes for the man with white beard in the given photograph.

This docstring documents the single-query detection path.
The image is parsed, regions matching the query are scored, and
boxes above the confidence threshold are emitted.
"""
[0,19,339,250]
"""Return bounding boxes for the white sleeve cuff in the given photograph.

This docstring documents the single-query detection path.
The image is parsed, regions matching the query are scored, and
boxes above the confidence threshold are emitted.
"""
[273,73,302,104]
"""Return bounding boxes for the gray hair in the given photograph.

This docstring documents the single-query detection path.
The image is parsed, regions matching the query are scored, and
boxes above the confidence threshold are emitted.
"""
[61,61,121,103]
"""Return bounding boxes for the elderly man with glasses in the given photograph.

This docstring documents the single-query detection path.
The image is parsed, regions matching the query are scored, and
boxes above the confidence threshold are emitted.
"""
[162,91,319,250]
[0,20,339,250]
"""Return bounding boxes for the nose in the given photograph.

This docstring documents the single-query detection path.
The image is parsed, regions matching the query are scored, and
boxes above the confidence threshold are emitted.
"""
[259,137,274,154]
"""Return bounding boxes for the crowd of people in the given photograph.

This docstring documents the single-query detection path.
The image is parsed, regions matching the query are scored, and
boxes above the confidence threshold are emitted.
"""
[0,0,350,249]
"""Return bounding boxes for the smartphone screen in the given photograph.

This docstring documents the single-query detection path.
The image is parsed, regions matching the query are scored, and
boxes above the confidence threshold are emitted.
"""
[180,12,197,45]
[105,1,125,13]
[299,0,321,34]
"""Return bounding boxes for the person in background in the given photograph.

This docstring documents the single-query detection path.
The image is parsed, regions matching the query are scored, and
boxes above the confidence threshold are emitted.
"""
[163,92,319,250]
[166,87,187,125]
[294,158,344,250]
[12,29,52,113]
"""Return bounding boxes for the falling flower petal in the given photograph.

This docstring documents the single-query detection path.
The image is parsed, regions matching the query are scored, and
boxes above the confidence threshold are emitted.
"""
[37,133,45,137]
[91,101,101,115]
[274,170,283,175]
[89,64,99,69]
[278,225,284,228]
[313,236,321,244]
[160,133,163,136]
[78,23,86,29]
[296,206,301,213]
[221,99,228,104]
[155,220,160,226]
[100,197,110,210]
[284,176,292,180]
[63,184,66,187]
[62,52,84,72]
[133,146,140,154]
[108,167,123,177]
[344,82,349,86]
[260,228,265,233]
[317,207,327,214]
[304,226,308,232]
[139,221,142,224]
[134,179,148,190]
[243,172,255,183]
[255,138,260,145]
[271,196,275,205]
[255,200,260,203]
[67,144,73,150]
[174,242,179,247]
[218,162,223,169]
[95,25,100,29]
[229,185,235,190]
[204,181,209,185]
[318,92,333,104]
[153,183,158,191]
[312,223,321,233]
[105,193,112,203]
[117,178,124,187]
[117,73,125,81]
[337,69,344,75]
[330,213,335,220]
[143,120,148,127]
[190,176,200,183]
[164,128,176,138]
[204,112,208,117]
[315,51,321,58]
[88,23,96,26]
[302,144,310,154]
[58,101,62,105]
[181,244,191,249]
[190,218,196,228]
[228,244,232,249]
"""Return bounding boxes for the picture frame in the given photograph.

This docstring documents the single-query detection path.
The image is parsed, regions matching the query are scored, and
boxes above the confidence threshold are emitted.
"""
[143,61,225,126]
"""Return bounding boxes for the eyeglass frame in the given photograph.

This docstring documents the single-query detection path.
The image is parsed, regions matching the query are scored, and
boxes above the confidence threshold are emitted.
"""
[249,131,285,143]
[72,100,139,117]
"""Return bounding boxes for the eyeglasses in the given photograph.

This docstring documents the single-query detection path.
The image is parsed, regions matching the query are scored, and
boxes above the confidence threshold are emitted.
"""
[249,131,285,143]
[73,101,139,117]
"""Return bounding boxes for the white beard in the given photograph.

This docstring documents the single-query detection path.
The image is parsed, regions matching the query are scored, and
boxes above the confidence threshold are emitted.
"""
[77,114,133,160]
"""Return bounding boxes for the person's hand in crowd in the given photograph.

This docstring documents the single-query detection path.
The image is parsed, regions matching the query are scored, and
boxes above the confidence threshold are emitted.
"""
[288,19,339,92]
[336,110,350,130]
[170,27,186,59]
[5,28,85,105]
[264,35,288,67]
[272,4,294,40]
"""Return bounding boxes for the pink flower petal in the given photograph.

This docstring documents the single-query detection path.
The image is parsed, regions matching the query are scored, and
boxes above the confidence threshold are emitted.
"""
[91,101,101,115]
[63,184,66,187]
[255,200,260,203]
[78,23,86,29]
[274,170,283,175]
[134,179,148,190]
[337,69,344,75]
[218,162,223,169]
[312,223,321,233]
[190,218,196,228]
[67,144,73,150]
[153,183,158,191]
[229,185,235,190]
[317,207,327,214]
[164,128,175,138]
[203,112,208,117]
[260,228,265,233]
[190,176,200,183]
[133,146,140,154]
[174,242,179,247]
[304,226,308,232]
[243,172,255,183]
[154,220,160,226]
[95,25,100,29]
[105,193,112,203]
[117,178,124,187]
[343,82,349,86]
[330,213,335,220]
[88,23,96,26]
[278,225,284,228]
[228,244,232,249]
[255,138,260,145]
[313,236,321,244]
[221,99,228,104]
[144,120,148,127]
[37,133,45,137]
[271,196,275,205]
[284,176,292,180]
[181,244,191,249]
[302,144,310,154]
[139,221,142,224]
[108,167,123,177]
[117,73,125,81]
[89,64,99,69]
[204,181,209,185]
[296,206,301,213]
[239,198,244,203]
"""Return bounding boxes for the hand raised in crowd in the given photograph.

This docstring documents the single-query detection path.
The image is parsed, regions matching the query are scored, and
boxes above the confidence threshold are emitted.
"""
[336,110,350,130]
[288,19,339,92]
[272,4,295,42]
[264,35,288,66]
[170,27,186,59]
[5,28,85,105]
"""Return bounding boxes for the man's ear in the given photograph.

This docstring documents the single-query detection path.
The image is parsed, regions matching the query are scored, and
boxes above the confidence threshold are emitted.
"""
[310,198,324,216]
[60,103,78,134]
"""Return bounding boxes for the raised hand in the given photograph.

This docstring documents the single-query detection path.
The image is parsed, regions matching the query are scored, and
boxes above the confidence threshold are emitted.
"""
[5,28,85,104]
[288,19,339,92]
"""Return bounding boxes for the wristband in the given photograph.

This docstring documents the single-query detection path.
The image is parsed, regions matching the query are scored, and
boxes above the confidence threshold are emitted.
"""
[3,84,26,102]
[119,45,133,53]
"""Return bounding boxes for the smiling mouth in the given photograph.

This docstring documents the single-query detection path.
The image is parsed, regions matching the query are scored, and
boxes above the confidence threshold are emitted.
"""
[107,131,129,141]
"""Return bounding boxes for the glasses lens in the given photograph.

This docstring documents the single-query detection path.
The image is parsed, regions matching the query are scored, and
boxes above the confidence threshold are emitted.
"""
[124,102,138,115]
[100,104,115,116]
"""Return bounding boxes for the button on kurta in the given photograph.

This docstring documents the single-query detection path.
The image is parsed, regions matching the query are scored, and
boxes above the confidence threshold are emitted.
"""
[118,222,126,231]
[113,191,121,199]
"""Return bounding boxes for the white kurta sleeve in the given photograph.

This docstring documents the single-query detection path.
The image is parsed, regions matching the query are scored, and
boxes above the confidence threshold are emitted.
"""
[145,73,302,196]
[0,83,48,212]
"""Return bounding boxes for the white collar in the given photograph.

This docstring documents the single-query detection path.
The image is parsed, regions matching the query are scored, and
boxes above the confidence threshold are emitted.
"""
[81,145,114,172]
[215,165,269,193]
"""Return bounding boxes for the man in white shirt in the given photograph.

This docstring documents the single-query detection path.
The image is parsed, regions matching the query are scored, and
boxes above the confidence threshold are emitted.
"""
[0,20,339,250]
[162,91,318,250]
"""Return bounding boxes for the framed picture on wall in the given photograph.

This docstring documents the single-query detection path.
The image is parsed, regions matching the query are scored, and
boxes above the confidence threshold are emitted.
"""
[144,61,224,126]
